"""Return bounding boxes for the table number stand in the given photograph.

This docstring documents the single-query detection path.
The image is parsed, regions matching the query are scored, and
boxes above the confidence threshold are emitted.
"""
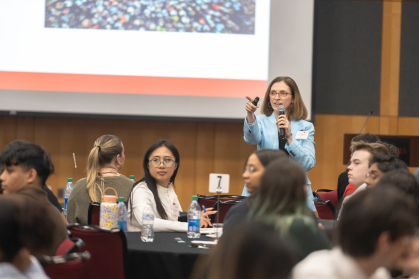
[209,173,230,240]
[215,176,222,238]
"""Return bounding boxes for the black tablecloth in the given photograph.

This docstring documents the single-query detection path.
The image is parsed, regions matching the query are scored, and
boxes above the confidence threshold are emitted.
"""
[126,232,210,279]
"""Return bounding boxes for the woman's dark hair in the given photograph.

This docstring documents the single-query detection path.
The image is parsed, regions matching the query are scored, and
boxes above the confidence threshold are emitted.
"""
[130,140,180,220]
[0,187,66,261]
[375,169,419,226]
[191,222,297,279]
[248,158,312,234]
[0,199,22,262]
[248,149,287,168]
[245,149,287,206]
[369,154,408,171]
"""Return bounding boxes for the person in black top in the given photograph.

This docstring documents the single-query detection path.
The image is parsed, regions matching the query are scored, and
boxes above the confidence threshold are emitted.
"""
[0,140,67,224]
[43,184,63,213]
[223,149,287,233]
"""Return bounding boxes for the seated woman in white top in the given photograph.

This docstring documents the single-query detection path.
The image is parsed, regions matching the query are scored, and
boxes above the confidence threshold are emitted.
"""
[127,139,214,232]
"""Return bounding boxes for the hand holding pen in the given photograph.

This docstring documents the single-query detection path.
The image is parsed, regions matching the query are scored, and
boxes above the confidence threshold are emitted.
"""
[201,205,217,228]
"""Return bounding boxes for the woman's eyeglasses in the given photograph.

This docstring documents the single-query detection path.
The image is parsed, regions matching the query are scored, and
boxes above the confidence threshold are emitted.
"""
[270,91,291,98]
[149,158,176,168]
[244,165,257,173]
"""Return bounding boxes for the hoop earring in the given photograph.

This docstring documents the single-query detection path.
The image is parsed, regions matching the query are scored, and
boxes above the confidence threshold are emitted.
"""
[268,102,272,108]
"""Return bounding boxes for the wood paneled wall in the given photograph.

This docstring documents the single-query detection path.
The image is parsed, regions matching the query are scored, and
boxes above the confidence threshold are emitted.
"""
[0,115,255,207]
[1,114,418,207]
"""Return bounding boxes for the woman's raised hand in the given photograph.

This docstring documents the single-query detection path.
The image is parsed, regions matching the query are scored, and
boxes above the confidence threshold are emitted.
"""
[245,96,259,124]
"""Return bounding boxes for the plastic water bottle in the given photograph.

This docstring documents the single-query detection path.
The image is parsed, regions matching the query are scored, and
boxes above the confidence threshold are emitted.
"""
[117,197,127,233]
[187,195,201,238]
[129,175,135,182]
[63,178,74,217]
[141,202,155,242]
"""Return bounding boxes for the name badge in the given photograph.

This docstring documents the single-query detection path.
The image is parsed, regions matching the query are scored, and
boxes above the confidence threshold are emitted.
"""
[172,202,180,217]
[295,131,309,139]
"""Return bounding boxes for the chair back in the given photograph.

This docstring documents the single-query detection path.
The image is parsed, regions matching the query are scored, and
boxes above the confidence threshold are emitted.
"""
[197,195,245,223]
[88,203,100,225]
[313,189,338,220]
[43,252,91,279]
[55,237,84,256]
[315,189,338,208]
[67,224,127,279]
[212,199,242,223]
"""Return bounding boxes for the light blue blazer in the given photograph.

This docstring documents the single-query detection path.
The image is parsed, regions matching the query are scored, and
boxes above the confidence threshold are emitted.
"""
[242,113,316,211]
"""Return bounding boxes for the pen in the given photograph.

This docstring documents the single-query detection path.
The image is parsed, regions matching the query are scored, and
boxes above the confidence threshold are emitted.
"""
[202,205,210,219]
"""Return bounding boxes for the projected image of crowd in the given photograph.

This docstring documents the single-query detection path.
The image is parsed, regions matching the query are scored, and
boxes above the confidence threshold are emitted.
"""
[44,0,256,34]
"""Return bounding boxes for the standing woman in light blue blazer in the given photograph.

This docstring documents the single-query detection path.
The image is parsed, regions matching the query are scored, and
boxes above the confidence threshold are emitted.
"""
[242,76,316,211]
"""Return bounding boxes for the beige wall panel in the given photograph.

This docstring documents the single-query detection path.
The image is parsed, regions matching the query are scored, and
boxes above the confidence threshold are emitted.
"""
[15,116,35,141]
[194,122,216,196]
[379,116,399,135]
[0,115,17,148]
[213,123,255,196]
[398,117,419,135]
[33,117,97,197]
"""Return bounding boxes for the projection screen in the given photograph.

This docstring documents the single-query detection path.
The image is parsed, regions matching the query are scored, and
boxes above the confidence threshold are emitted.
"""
[0,0,314,120]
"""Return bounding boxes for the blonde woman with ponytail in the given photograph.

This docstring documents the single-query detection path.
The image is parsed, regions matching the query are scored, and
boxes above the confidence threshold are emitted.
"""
[67,135,134,224]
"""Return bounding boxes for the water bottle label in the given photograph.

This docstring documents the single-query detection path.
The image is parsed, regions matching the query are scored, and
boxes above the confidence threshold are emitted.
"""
[118,221,127,232]
[64,198,68,209]
[188,219,200,232]
[142,214,155,221]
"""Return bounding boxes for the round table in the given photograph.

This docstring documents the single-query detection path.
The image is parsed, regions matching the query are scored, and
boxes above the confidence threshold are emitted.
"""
[126,232,211,279]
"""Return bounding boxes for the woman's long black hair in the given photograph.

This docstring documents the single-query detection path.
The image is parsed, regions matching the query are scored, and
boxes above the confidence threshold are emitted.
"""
[129,139,180,220]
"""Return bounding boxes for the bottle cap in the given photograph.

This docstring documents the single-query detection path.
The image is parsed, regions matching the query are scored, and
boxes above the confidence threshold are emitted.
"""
[103,195,118,202]
[68,178,73,182]
[118,197,125,202]
[130,175,135,179]
[192,195,198,201]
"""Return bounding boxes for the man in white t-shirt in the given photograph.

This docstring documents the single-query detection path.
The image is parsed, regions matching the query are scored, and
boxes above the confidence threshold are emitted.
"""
[293,187,417,279]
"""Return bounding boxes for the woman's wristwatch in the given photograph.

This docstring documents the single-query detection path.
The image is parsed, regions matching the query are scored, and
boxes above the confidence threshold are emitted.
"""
[285,132,293,139]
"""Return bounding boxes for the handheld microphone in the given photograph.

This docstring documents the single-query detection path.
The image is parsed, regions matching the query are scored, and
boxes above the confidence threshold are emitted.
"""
[277,105,286,138]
